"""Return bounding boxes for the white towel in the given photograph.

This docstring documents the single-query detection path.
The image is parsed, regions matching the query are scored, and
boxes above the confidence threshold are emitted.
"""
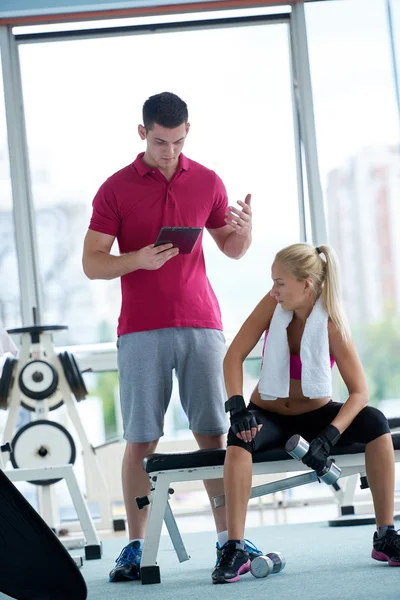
[0,325,18,357]
[258,296,332,400]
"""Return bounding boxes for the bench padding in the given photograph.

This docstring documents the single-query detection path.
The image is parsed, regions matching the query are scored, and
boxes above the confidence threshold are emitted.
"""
[143,432,400,474]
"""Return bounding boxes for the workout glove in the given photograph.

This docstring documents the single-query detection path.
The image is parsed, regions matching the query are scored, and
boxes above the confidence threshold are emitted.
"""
[302,424,341,473]
[225,395,259,436]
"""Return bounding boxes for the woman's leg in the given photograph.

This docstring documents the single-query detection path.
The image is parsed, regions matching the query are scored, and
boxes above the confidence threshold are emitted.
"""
[365,432,400,566]
[223,406,288,540]
[224,445,253,540]
[212,408,288,583]
[340,406,400,564]
[365,433,395,527]
[339,406,394,527]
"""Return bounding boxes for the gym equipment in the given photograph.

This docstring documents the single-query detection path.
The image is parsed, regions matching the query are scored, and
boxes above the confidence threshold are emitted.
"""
[250,555,274,578]
[0,450,87,600]
[10,420,76,485]
[0,356,17,409]
[59,350,88,402]
[136,430,400,583]
[265,551,286,573]
[0,319,111,549]
[285,434,341,485]
[250,551,285,578]
[19,359,59,402]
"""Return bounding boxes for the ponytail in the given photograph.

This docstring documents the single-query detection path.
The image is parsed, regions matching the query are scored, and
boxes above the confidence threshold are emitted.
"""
[316,245,350,342]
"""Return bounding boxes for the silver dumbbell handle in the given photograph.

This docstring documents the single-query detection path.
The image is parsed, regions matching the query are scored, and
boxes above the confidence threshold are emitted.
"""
[285,434,341,485]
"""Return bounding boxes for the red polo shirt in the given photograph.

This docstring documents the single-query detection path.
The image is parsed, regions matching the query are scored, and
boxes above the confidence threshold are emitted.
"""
[89,153,228,336]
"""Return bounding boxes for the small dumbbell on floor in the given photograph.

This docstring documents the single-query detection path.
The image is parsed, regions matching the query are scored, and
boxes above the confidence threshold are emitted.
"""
[285,434,341,485]
[250,552,286,578]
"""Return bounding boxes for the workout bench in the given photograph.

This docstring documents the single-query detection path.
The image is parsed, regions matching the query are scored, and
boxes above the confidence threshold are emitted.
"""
[139,424,400,585]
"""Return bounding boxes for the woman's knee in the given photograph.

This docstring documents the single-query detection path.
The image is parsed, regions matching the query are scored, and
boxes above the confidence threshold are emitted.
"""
[351,406,390,443]
[227,428,253,454]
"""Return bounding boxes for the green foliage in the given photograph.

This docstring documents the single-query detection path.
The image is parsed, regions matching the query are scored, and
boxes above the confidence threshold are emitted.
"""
[354,314,400,407]
[97,319,114,343]
[244,357,262,378]
[89,371,119,438]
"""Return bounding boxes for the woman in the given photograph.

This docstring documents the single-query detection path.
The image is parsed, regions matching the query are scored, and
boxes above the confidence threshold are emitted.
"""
[212,243,399,584]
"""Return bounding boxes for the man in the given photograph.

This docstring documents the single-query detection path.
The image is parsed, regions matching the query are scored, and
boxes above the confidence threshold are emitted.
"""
[82,92,261,582]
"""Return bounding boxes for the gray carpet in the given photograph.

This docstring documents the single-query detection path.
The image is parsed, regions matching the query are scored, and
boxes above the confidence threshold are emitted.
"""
[0,522,397,599]
[84,522,397,600]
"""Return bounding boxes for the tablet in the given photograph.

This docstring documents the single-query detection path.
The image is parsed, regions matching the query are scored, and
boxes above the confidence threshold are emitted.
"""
[154,227,202,254]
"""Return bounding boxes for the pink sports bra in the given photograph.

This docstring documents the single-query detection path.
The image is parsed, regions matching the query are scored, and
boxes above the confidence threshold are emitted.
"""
[262,330,335,380]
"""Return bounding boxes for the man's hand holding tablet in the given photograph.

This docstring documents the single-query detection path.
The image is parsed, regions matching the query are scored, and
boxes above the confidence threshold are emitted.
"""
[154,227,202,254]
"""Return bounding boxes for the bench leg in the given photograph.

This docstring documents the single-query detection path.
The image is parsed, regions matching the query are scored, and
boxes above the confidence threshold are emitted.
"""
[164,501,190,563]
[141,474,170,584]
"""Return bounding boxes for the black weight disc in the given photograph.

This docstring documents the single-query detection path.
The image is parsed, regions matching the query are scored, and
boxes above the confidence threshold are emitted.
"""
[70,353,88,401]
[0,357,16,410]
[8,325,68,334]
[59,351,81,401]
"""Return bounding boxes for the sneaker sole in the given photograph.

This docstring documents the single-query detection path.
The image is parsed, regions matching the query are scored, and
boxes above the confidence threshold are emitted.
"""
[371,550,400,566]
[212,560,251,584]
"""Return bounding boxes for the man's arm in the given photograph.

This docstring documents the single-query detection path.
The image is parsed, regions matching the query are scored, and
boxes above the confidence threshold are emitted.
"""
[82,229,179,280]
[207,193,252,259]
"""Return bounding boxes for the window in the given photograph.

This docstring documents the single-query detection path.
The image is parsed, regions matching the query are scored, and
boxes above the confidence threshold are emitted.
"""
[306,0,400,409]
[18,15,300,345]
[0,59,21,330]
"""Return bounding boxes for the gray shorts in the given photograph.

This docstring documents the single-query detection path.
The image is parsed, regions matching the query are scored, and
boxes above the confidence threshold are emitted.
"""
[117,328,229,443]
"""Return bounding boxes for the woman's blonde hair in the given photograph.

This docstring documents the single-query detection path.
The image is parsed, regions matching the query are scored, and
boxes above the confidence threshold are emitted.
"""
[274,243,350,342]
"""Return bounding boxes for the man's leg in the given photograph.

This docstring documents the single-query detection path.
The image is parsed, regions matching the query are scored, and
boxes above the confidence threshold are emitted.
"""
[192,432,227,533]
[110,330,174,582]
[175,328,228,534]
[122,440,159,540]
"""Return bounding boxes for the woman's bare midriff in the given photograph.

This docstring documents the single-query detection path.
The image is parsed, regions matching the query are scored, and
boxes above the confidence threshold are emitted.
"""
[250,379,331,415]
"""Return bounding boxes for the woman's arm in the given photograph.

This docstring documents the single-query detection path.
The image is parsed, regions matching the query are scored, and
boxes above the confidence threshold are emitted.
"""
[328,320,369,434]
[224,293,277,398]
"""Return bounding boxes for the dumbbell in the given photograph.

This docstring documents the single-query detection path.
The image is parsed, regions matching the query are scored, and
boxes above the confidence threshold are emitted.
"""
[250,552,286,578]
[285,434,341,485]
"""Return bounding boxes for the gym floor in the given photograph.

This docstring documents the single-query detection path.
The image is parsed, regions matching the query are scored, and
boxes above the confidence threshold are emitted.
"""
[82,520,398,600]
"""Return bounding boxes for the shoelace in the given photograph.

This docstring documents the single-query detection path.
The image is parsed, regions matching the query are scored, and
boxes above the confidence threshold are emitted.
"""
[115,545,141,566]
[386,530,400,552]
[243,538,262,555]
[218,544,241,568]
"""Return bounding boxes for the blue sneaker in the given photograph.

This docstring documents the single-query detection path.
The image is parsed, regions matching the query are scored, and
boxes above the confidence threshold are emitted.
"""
[216,539,263,564]
[244,538,263,560]
[109,541,142,582]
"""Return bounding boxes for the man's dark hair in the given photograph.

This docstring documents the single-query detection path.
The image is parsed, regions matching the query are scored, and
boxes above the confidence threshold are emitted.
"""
[143,92,188,130]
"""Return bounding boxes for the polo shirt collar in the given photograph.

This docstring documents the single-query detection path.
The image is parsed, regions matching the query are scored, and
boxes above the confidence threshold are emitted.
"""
[133,152,190,177]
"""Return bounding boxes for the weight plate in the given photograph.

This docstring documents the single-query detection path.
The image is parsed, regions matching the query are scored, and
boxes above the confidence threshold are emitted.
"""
[70,354,88,401]
[8,325,68,334]
[0,358,17,410]
[19,360,58,400]
[59,352,80,402]
[21,392,64,412]
[10,420,76,485]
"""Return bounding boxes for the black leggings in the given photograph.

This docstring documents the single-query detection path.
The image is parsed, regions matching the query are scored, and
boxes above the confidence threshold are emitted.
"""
[227,401,391,454]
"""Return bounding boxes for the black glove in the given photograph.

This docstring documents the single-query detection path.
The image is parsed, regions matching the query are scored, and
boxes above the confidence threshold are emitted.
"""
[225,395,259,436]
[302,425,341,474]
